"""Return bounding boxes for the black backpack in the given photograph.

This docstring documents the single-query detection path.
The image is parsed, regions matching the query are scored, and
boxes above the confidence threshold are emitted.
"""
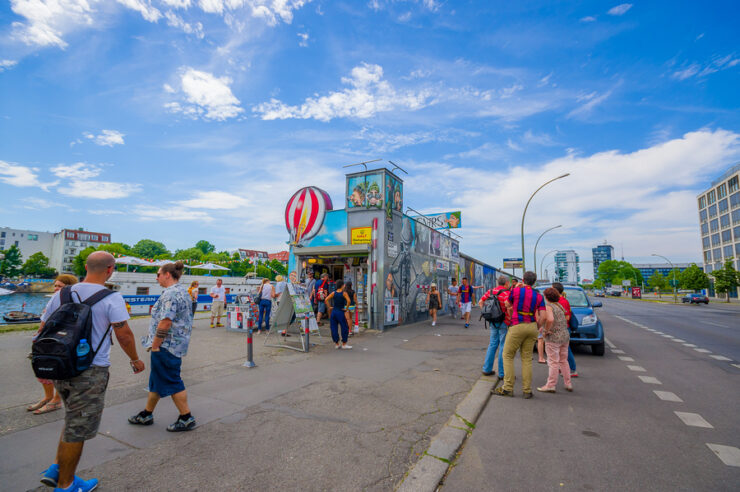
[480,288,507,324]
[32,286,115,380]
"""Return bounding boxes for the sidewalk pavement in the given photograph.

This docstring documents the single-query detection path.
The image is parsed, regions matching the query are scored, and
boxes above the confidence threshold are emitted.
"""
[0,311,494,491]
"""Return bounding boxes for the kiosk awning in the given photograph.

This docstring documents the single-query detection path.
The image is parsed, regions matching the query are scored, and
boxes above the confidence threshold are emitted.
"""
[293,244,370,257]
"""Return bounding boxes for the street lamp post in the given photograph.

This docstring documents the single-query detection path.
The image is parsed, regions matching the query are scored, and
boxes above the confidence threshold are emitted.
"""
[540,249,558,280]
[652,254,677,303]
[533,225,562,278]
[520,174,570,272]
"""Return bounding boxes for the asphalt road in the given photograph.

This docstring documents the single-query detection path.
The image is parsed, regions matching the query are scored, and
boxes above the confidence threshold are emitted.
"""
[443,299,740,491]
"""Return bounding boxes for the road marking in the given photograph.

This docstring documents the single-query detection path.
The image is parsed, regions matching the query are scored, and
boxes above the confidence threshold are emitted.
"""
[653,390,683,402]
[683,343,697,348]
[705,321,728,328]
[654,331,665,335]
[732,364,740,370]
[604,338,616,349]
[627,365,646,372]
[611,349,625,354]
[618,356,635,362]
[661,334,674,338]
[694,348,712,354]
[710,355,732,361]
[671,338,685,343]
[674,412,713,428]
[647,329,656,332]
[638,376,661,384]
[706,444,740,467]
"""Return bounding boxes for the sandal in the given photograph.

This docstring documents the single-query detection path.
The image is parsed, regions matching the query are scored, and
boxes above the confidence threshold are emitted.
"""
[34,401,62,414]
[26,398,51,412]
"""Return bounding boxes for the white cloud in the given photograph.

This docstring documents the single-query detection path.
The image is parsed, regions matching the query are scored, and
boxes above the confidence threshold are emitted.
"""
[10,0,95,48]
[133,204,213,221]
[165,67,244,121]
[580,16,596,22]
[672,54,739,81]
[88,209,126,215]
[115,0,162,22]
[162,0,192,7]
[58,179,141,199]
[0,160,51,188]
[0,60,18,72]
[82,129,126,146]
[607,3,632,16]
[522,130,556,146]
[176,191,250,209]
[253,63,434,121]
[164,10,204,38]
[51,162,102,180]
[355,127,477,153]
[297,31,309,47]
[21,197,57,209]
[567,90,612,118]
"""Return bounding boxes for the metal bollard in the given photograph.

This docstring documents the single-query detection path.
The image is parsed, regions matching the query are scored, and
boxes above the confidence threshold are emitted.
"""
[243,328,256,368]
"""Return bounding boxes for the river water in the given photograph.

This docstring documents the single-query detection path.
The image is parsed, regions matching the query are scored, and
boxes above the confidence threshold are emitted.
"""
[0,293,50,321]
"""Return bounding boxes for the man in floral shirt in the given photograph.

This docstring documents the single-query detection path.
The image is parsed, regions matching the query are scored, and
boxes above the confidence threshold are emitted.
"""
[128,261,196,432]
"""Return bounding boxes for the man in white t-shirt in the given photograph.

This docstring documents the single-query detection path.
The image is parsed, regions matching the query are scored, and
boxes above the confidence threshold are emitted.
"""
[209,278,226,328]
[38,251,145,491]
[448,278,460,319]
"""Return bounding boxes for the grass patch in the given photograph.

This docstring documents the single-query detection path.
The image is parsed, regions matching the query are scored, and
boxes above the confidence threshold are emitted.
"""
[424,451,451,464]
[454,413,476,430]
[0,323,40,333]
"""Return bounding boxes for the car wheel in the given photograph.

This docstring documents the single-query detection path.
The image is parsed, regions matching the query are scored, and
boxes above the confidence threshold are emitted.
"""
[705,300,709,304]
[592,342,605,356]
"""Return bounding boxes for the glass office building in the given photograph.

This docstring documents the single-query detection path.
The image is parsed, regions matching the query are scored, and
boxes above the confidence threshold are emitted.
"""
[592,243,614,278]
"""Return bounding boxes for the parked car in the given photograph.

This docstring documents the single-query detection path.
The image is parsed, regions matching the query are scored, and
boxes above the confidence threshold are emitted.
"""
[594,290,606,297]
[682,293,709,304]
[607,289,621,297]
[537,285,605,356]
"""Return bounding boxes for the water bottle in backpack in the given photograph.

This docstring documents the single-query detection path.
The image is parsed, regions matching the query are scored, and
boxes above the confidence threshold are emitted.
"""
[76,339,90,372]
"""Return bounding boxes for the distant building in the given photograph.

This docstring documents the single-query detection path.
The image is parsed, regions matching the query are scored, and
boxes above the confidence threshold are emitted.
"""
[1,227,111,273]
[268,251,289,266]
[592,243,614,278]
[554,250,580,284]
[238,249,269,263]
[696,162,739,298]
[633,263,692,286]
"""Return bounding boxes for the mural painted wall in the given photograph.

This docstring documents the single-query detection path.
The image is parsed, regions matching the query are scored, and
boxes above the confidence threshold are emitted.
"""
[347,172,384,210]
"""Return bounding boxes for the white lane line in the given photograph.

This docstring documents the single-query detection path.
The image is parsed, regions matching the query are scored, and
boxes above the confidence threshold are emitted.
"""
[611,349,625,354]
[675,412,713,428]
[654,390,683,402]
[706,444,740,467]
[683,343,697,348]
[732,364,740,370]
[710,355,732,361]
[654,331,665,335]
[705,321,728,328]
[661,334,674,338]
[671,339,686,343]
[605,338,616,349]
[627,365,646,372]
[647,329,656,332]
[694,348,712,354]
[618,356,635,362]
[638,376,662,385]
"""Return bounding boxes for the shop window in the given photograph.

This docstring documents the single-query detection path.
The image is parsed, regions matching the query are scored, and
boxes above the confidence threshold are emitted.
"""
[717,183,727,199]
[719,199,729,213]
[708,190,716,204]
[729,176,739,193]
[702,236,710,248]
[699,209,707,222]
[699,195,707,209]
[701,223,709,235]
[136,287,149,295]
[709,204,717,218]
[720,214,730,228]
[710,219,719,232]
[711,234,720,246]
[722,230,732,243]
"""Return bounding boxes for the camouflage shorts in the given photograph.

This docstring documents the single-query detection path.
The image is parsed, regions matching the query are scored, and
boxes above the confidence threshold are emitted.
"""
[54,366,110,443]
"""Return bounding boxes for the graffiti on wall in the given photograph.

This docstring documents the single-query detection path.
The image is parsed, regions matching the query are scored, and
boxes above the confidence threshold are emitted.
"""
[385,175,403,219]
[347,173,384,209]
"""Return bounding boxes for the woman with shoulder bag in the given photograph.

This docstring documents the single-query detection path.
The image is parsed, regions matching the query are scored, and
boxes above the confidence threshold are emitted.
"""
[256,278,275,334]
[537,288,573,393]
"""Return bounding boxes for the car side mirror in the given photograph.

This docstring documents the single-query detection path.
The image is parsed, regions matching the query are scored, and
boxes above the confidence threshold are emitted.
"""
[592,301,603,308]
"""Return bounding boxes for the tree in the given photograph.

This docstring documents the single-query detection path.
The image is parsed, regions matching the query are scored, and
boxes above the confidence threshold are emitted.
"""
[648,271,668,293]
[678,264,709,291]
[256,264,273,279]
[21,252,57,278]
[597,260,644,287]
[0,245,23,277]
[174,248,203,262]
[712,260,740,303]
[97,242,132,256]
[269,259,288,277]
[72,246,97,277]
[131,239,170,259]
[195,240,215,255]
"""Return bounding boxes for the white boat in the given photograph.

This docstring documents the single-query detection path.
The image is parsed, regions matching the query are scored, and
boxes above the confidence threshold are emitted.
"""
[0,288,14,296]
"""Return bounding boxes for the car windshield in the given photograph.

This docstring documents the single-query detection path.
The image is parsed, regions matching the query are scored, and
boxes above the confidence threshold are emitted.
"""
[563,289,589,307]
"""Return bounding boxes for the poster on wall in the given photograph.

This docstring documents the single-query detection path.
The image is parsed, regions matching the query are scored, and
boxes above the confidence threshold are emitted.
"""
[451,241,459,258]
[418,211,462,230]
[429,230,442,257]
[351,226,372,244]
[347,175,367,208]
[347,172,384,210]
[387,240,399,258]
[385,297,399,325]
[385,174,403,219]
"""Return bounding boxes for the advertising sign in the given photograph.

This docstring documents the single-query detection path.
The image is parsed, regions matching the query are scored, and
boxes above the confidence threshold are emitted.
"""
[503,258,523,269]
[384,297,398,325]
[631,287,642,299]
[417,211,462,229]
[351,226,372,244]
[622,280,631,287]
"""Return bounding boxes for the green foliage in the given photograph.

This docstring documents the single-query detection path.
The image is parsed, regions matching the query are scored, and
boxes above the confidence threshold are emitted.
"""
[711,260,740,302]
[678,264,709,291]
[229,260,254,277]
[597,260,644,286]
[195,240,216,255]
[174,248,203,261]
[269,259,288,277]
[204,251,231,263]
[648,271,667,290]
[131,239,170,259]
[97,243,132,256]
[256,265,272,279]
[0,245,23,277]
[21,252,57,277]
[72,247,97,277]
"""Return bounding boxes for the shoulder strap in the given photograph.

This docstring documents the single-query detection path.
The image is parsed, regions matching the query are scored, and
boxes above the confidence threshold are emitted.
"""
[82,288,115,307]
[92,323,113,358]
[60,285,73,304]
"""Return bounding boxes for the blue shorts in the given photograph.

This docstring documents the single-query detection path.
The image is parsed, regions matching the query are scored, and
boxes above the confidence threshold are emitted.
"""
[149,347,185,397]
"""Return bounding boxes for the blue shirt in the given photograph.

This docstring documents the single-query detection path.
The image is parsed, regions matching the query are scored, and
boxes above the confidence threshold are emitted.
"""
[459,284,472,303]
[142,283,193,358]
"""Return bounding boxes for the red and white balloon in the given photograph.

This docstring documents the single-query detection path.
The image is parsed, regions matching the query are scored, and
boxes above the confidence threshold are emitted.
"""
[285,186,333,245]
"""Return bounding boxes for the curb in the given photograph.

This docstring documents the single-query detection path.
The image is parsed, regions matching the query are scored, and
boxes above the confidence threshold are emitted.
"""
[396,376,497,492]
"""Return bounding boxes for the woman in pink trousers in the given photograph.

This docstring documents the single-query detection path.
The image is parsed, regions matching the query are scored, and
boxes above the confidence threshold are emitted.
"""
[537,287,573,393]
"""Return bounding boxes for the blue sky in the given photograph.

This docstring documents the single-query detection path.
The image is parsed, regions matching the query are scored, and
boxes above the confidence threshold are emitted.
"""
[1,0,738,279]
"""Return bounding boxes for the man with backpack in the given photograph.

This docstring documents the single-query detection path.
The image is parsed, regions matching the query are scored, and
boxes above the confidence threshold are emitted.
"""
[478,276,511,378]
[35,251,145,492]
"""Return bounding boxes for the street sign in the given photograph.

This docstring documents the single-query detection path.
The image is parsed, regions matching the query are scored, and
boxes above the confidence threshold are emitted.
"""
[622,280,631,287]
[503,258,523,269]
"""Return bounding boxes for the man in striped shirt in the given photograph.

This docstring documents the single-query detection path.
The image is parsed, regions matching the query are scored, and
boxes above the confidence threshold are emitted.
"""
[494,271,545,398]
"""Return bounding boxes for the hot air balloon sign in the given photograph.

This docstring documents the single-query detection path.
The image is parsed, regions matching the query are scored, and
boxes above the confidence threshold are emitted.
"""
[285,186,334,246]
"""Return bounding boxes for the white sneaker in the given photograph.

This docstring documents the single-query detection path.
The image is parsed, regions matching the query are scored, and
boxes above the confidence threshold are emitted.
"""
[432,321,436,326]
[342,345,352,350]
[335,344,342,349]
